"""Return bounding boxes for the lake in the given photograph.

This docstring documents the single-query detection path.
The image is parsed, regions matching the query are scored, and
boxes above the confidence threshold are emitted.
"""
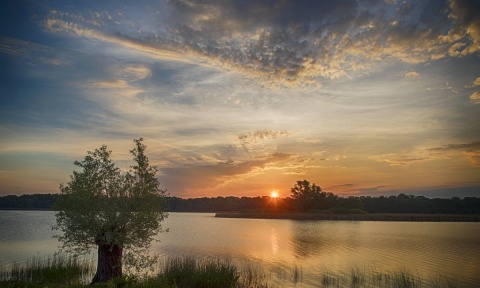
[1,210,479,287]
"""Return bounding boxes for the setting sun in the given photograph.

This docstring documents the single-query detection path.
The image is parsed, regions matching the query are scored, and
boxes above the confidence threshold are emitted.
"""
[271,191,279,198]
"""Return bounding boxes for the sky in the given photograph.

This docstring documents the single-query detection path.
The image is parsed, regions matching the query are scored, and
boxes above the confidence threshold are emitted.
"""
[0,0,479,199]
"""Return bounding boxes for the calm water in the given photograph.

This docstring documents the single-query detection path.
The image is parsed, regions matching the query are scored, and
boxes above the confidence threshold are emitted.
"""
[1,211,479,287]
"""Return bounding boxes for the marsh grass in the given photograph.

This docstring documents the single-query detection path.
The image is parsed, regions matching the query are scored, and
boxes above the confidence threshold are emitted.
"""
[431,275,460,288]
[0,254,465,288]
[0,253,94,285]
[321,267,432,288]
[238,261,270,288]
[158,256,239,288]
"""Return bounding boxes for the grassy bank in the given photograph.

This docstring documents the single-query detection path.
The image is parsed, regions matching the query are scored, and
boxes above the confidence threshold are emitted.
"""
[215,212,480,222]
[0,254,467,288]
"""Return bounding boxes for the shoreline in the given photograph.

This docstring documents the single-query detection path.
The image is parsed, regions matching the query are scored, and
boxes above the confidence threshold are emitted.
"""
[215,212,480,222]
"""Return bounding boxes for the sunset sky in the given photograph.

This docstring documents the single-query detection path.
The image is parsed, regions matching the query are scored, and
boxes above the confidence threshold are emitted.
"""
[1,0,479,198]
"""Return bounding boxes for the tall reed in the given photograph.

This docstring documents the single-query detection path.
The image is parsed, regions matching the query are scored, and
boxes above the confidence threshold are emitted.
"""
[0,253,94,285]
[0,254,465,288]
[158,256,239,288]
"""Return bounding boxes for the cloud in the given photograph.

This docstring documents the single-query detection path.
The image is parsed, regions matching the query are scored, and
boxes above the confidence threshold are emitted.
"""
[0,36,66,66]
[71,64,152,102]
[356,185,387,195]
[237,130,290,145]
[160,152,291,196]
[428,141,480,166]
[120,66,151,81]
[41,1,480,86]
[87,80,129,89]
[444,0,480,56]
[465,76,480,88]
[330,183,354,189]
[470,91,480,104]
[404,71,420,78]
[370,153,428,166]
[234,130,292,157]
[474,77,480,87]
[78,79,145,98]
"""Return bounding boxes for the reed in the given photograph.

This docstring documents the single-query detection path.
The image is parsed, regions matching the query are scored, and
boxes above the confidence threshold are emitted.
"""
[0,253,94,285]
[316,268,462,288]
[157,256,239,288]
[0,254,466,288]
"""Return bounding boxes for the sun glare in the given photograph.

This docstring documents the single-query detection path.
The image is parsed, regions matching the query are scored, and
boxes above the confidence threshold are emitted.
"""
[271,191,279,198]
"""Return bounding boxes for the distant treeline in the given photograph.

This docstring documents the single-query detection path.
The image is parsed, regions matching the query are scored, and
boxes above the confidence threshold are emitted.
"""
[168,194,480,214]
[1,193,479,214]
[0,194,56,210]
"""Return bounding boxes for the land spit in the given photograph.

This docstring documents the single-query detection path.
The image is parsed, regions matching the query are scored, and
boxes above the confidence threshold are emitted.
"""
[215,212,480,222]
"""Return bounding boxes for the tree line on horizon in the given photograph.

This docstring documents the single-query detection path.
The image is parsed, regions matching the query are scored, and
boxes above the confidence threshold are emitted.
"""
[1,188,479,214]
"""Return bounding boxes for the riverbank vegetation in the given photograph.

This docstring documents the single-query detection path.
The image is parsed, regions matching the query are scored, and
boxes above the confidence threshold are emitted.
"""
[0,254,465,288]
[2,192,480,215]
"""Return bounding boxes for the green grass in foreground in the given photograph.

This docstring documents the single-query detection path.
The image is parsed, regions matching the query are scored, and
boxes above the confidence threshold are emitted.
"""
[0,254,464,288]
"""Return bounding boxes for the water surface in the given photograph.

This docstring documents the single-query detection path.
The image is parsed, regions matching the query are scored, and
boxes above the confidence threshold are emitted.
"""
[1,211,479,286]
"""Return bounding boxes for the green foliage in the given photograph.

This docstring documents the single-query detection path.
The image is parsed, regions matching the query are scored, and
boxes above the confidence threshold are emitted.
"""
[53,139,168,272]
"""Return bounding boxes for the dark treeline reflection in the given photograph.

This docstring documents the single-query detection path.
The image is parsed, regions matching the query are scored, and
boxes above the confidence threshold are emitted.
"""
[1,193,480,214]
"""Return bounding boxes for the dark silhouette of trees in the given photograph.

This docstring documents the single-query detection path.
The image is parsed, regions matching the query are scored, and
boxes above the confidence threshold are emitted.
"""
[1,181,480,215]
[289,180,338,211]
[53,139,167,284]
[0,194,56,210]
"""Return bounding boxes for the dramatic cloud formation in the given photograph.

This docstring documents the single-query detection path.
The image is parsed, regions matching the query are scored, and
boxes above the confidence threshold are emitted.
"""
[39,0,480,87]
[0,0,479,198]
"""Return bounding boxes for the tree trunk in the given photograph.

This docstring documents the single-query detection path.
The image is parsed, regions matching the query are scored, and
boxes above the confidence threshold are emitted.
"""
[91,243,123,284]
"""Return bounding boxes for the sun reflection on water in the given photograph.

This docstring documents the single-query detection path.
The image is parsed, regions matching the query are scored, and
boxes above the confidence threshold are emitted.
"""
[270,227,279,254]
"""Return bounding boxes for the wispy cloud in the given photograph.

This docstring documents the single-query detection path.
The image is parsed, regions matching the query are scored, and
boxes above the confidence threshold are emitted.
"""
[404,71,420,78]
[160,152,291,196]
[0,36,66,66]
[428,141,480,166]
[356,185,388,195]
[370,153,428,166]
[237,130,291,151]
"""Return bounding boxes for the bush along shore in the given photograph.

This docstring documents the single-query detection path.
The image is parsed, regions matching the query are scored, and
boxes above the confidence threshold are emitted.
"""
[214,211,480,222]
[0,254,467,288]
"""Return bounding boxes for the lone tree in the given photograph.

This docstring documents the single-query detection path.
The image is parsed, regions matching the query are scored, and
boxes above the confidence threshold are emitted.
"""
[54,138,168,284]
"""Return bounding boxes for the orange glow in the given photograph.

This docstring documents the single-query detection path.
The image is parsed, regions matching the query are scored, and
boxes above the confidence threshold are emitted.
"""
[271,190,279,198]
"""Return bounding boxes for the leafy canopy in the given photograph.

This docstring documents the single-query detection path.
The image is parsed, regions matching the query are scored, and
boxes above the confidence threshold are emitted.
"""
[54,138,167,271]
